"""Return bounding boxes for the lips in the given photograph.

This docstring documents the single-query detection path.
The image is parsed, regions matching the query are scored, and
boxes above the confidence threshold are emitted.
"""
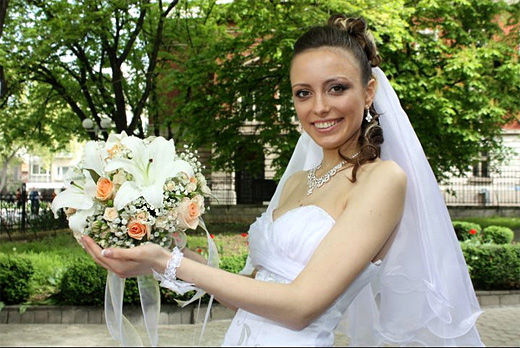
[313,119,341,130]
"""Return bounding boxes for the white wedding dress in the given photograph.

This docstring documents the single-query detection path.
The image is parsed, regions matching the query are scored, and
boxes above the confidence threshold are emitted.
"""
[221,205,381,347]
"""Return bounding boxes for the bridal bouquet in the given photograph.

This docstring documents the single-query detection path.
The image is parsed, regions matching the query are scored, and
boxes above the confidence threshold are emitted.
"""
[51,131,218,347]
[51,131,212,250]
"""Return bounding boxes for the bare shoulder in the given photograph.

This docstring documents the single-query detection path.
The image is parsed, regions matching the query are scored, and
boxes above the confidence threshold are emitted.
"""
[277,170,307,204]
[357,160,407,191]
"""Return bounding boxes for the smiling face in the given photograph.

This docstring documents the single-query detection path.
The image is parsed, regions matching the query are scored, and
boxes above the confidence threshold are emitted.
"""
[290,47,375,154]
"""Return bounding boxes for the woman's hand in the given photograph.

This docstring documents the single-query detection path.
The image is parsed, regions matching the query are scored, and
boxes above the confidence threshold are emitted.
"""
[81,235,171,278]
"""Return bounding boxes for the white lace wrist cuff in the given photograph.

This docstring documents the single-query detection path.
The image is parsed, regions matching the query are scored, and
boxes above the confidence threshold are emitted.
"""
[153,247,183,282]
[152,247,198,295]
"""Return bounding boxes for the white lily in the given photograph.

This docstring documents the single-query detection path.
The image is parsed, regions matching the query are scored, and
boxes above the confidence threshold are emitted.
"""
[104,135,194,210]
[51,169,98,236]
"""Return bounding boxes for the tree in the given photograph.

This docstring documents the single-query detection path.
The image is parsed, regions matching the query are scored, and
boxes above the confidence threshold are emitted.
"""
[0,78,80,192]
[0,0,9,97]
[0,0,180,139]
[385,0,520,180]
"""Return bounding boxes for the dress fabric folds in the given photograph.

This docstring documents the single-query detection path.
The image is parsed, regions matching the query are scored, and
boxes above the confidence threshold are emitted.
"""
[222,205,381,347]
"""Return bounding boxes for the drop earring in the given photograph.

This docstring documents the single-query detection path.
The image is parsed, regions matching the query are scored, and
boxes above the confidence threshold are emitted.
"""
[365,108,373,123]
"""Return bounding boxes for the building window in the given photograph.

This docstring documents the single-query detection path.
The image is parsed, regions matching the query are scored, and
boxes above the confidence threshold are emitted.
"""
[56,166,70,180]
[472,152,489,178]
[31,163,49,176]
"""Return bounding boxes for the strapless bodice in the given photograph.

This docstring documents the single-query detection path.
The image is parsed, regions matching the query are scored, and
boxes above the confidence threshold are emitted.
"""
[222,206,380,347]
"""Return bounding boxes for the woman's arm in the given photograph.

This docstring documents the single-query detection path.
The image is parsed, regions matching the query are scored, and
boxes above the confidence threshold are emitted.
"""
[83,160,406,330]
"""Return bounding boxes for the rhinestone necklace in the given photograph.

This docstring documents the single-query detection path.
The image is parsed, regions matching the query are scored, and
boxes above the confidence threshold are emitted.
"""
[306,151,361,196]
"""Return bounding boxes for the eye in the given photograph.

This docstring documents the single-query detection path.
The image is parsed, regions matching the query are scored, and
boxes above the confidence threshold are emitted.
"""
[329,84,347,93]
[294,89,311,99]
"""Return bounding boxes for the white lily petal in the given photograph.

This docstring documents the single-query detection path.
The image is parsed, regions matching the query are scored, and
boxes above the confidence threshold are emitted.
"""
[142,182,166,209]
[104,157,146,183]
[121,136,150,174]
[105,131,127,149]
[113,181,142,210]
[69,208,95,242]
[84,170,99,196]
[148,138,176,182]
[169,160,195,178]
[82,141,105,175]
[51,187,94,216]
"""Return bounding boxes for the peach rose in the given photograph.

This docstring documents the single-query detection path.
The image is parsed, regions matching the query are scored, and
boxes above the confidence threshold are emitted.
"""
[103,207,118,221]
[96,177,114,201]
[177,197,202,230]
[127,219,151,240]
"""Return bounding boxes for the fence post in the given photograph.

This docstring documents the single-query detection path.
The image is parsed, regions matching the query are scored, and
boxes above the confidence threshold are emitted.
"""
[21,183,26,233]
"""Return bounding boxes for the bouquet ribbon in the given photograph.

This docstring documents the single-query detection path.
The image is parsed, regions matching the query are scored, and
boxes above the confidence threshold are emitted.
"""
[104,218,219,347]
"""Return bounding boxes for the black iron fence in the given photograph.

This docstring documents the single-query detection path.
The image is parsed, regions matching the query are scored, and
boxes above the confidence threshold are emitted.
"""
[440,167,520,206]
[0,187,68,240]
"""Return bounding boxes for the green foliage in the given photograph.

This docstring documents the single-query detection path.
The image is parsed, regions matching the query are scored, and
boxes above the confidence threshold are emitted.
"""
[481,225,514,244]
[219,252,248,274]
[461,243,520,290]
[454,216,520,231]
[0,254,34,304]
[1,0,179,139]
[387,0,520,181]
[452,221,482,241]
[55,258,107,306]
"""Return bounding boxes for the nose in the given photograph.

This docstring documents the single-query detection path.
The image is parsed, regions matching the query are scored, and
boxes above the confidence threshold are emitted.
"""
[312,94,330,116]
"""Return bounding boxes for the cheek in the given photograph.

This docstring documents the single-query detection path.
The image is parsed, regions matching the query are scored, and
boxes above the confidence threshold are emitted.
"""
[294,103,309,120]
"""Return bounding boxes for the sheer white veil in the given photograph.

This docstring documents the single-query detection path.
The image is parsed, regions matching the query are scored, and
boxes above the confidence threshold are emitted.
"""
[260,67,484,346]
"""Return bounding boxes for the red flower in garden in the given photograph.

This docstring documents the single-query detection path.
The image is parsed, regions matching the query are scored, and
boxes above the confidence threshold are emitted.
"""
[210,234,214,239]
[241,233,248,238]
[197,248,203,253]
[469,229,477,235]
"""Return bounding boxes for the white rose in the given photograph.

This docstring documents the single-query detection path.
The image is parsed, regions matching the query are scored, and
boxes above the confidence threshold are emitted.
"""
[113,171,127,186]
[155,217,167,229]
[186,182,197,193]
[103,207,119,221]
[166,181,176,192]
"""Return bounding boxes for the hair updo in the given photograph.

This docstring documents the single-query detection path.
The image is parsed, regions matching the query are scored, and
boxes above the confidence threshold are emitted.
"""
[292,15,384,182]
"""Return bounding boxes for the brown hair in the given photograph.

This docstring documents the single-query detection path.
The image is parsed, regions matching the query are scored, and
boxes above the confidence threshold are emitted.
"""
[293,15,383,182]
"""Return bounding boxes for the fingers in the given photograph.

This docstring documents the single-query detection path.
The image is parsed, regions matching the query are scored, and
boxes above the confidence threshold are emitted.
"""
[81,235,155,278]
[81,235,117,273]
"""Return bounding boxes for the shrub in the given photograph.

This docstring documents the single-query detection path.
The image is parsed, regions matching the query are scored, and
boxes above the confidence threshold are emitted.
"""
[452,221,482,241]
[0,254,34,304]
[56,259,153,306]
[481,225,515,244]
[461,243,520,290]
[56,258,107,305]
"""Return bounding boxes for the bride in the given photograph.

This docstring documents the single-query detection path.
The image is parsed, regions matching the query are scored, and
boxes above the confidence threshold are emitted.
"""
[83,14,484,346]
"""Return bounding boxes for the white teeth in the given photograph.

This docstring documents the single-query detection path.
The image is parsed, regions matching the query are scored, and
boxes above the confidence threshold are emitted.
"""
[314,121,337,129]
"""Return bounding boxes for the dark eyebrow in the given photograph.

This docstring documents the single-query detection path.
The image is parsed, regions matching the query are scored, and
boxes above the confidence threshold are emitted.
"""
[291,76,353,89]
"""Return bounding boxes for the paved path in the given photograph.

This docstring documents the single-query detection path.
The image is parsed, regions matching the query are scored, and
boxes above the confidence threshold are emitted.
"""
[1,306,519,346]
